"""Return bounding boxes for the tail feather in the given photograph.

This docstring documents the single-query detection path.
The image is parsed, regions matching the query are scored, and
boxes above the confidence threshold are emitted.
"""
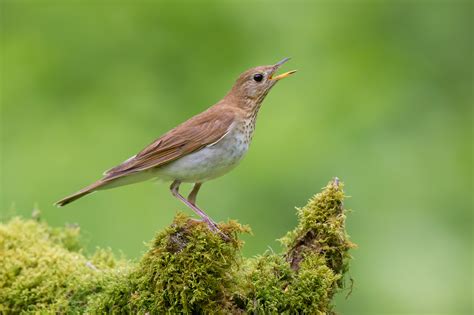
[55,180,107,207]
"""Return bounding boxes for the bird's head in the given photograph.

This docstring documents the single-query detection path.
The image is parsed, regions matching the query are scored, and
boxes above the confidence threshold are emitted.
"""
[227,57,296,109]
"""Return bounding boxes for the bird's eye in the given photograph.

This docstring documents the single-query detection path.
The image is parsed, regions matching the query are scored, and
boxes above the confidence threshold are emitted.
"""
[253,73,264,82]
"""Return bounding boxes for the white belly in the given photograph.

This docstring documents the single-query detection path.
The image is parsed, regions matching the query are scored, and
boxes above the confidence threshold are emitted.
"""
[153,126,249,183]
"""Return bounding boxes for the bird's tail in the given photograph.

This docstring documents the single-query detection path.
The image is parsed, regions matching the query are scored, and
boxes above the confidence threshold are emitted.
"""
[55,179,108,207]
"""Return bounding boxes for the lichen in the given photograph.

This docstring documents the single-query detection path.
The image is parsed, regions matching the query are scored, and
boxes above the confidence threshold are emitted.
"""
[0,178,355,313]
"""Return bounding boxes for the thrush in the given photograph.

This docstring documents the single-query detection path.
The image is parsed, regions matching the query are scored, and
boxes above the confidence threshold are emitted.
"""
[56,58,296,234]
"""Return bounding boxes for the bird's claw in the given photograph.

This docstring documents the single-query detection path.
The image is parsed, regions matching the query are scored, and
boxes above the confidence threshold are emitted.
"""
[190,218,230,241]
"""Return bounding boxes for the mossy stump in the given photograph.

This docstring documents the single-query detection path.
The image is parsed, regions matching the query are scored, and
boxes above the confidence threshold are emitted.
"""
[0,178,355,313]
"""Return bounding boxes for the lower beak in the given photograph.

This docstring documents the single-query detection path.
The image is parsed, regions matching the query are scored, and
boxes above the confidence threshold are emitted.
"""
[271,70,297,81]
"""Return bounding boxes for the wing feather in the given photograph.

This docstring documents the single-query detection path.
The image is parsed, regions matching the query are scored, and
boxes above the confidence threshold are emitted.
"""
[104,108,235,180]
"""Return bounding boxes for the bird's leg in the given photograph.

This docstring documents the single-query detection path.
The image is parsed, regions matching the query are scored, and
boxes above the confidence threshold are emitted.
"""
[187,182,202,206]
[170,180,227,238]
[186,183,203,225]
[170,180,211,222]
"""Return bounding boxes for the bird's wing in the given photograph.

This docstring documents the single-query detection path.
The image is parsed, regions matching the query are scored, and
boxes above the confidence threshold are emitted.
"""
[103,108,235,180]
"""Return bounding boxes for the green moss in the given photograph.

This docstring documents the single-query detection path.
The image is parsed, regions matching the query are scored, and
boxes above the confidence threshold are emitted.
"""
[0,178,355,313]
[238,253,293,312]
[235,178,354,313]
[0,217,129,313]
[238,253,339,314]
[281,178,356,277]
[89,213,250,314]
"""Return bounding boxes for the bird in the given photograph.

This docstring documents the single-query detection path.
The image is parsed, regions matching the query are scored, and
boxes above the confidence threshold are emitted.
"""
[55,58,296,235]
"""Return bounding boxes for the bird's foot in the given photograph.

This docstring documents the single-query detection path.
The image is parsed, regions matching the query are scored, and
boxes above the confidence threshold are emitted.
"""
[189,217,230,241]
[204,219,230,241]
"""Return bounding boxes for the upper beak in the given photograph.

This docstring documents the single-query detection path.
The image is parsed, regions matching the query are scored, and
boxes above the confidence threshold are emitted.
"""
[270,57,297,80]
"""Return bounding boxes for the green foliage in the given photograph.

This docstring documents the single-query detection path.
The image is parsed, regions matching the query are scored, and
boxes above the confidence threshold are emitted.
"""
[0,179,354,313]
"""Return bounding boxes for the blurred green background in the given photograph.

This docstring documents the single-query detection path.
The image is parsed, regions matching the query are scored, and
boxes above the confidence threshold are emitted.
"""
[1,1,472,313]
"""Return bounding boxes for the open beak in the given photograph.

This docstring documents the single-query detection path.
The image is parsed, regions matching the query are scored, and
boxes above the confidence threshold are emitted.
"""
[271,70,297,80]
[270,57,297,80]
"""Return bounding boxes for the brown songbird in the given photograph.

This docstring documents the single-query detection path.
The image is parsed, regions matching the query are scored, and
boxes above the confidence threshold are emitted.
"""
[56,58,296,234]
